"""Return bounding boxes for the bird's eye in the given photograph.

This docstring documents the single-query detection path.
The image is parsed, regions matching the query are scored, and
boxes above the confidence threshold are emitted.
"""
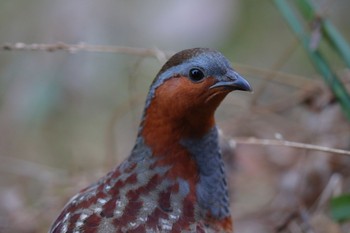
[189,68,205,82]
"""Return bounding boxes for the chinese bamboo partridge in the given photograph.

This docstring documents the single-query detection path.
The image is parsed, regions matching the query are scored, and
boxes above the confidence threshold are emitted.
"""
[49,48,252,233]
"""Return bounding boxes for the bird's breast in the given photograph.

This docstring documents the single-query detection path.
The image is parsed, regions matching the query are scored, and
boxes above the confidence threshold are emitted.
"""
[50,149,205,232]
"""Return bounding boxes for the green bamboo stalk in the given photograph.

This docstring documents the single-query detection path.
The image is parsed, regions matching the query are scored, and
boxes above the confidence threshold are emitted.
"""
[274,0,350,121]
[296,0,350,68]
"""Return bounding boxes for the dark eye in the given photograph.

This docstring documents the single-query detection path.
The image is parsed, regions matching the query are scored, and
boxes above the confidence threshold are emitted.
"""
[189,68,205,82]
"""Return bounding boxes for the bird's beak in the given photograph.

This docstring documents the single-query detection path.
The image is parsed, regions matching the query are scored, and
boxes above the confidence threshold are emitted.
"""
[210,70,252,92]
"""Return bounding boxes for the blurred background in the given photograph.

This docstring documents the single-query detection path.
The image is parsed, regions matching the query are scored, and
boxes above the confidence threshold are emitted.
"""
[0,0,350,232]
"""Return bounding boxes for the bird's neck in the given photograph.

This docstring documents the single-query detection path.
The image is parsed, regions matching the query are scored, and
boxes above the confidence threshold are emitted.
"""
[131,104,231,225]
[138,92,218,154]
[180,127,231,221]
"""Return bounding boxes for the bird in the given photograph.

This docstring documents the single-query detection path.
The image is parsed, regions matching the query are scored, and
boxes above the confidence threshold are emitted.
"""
[49,48,252,233]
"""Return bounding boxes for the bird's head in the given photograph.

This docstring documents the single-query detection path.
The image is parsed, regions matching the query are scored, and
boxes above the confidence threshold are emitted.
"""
[141,48,252,139]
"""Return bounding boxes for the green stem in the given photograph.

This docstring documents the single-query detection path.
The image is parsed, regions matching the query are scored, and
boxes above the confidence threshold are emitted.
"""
[274,0,350,121]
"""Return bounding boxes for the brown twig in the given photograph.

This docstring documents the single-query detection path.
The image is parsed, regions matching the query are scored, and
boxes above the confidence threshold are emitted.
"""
[312,173,343,212]
[233,137,350,156]
[0,155,67,182]
[2,42,316,89]
[1,42,174,61]
[251,39,299,106]
[105,93,145,168]
[275,211,299,232]
[234,63,312,88]
[251,81,322,113]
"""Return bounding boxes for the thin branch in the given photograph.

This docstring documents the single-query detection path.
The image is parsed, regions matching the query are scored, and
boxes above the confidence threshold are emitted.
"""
[312,173,343,212]
[2,42,316,88]
[1,42,174,61]
[0,155,67,182]
[275,211,299,232]
[105,92,144,168]
[251,38,299,105]
[233,63,313,88]
[233,137,350,156]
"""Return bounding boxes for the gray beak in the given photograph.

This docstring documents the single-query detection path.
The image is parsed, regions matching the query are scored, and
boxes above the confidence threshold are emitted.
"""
[210,70,252,92]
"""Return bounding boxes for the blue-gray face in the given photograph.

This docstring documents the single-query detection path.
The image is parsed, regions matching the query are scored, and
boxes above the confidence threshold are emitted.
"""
[157,49,233,83]
[145,48,251,108]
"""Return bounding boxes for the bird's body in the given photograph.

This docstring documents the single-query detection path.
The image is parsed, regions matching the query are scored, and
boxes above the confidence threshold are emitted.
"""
[50,48,251,233]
